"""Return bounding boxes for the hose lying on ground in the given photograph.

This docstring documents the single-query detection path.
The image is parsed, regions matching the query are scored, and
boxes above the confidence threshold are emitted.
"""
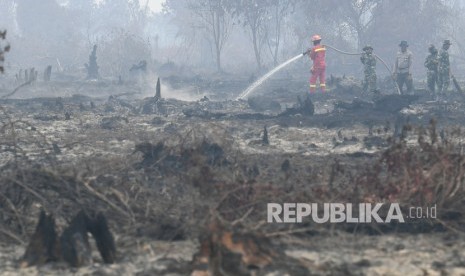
[324,44,401,95]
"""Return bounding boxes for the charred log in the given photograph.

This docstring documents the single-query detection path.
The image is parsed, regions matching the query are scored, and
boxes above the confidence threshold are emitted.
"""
[278,95,314,116]
[247,96,281,112]
[374,94,419,113]
[129,60,147,72]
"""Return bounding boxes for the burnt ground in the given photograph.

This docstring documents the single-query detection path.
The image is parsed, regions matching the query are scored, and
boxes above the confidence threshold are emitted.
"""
[2,75,465,275]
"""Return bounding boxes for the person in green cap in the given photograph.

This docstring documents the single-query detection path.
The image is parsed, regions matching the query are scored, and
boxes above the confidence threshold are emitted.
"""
[360,45,378,96]
[424,44,439,96]
[438,39,452,96]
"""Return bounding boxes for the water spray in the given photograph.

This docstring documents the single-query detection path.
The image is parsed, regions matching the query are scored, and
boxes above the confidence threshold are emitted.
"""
[236,53,305,100]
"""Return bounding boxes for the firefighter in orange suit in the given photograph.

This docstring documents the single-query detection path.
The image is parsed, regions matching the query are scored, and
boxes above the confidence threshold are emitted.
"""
[305,35,326,93]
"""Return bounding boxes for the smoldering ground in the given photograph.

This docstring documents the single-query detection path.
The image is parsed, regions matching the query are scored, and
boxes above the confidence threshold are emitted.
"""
[1,70,465,275]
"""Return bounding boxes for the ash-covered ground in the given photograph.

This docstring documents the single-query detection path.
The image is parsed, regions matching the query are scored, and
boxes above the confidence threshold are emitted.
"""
[1,74,465,275]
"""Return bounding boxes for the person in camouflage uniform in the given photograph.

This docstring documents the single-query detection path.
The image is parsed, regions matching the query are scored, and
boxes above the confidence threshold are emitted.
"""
[438,39,452,95]
[424,44,438,95]
[360,45,378,95]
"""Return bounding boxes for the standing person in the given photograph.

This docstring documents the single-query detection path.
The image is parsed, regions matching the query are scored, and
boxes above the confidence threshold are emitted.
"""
[424,44,439,96]
[360,45,378,96]
[306,34,326,93]
[438,40,452,96]
[393,40,413,94]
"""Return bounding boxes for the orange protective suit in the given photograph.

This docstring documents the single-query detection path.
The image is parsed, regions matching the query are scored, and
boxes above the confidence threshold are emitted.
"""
[309,44,326,93]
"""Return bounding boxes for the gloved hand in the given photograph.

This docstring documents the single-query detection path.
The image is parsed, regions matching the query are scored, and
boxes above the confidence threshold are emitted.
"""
[303,48,310,56]
[310,66,315,74]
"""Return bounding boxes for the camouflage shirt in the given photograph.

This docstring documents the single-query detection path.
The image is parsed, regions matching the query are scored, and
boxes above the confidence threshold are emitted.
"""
[424,53,438,72]
[360,53,376,74]
[439,49,450,72]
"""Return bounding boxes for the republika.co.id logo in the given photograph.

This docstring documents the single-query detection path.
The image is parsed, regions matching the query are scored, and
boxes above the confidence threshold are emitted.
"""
[267,203,437,223]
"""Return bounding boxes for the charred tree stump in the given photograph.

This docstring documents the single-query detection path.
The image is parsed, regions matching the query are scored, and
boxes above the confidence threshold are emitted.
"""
[43,65,52,82]
[15,69,23,83]
[85,45,100,80]
[55,97,64,111]
[155,77,161,99]
[20,211,58,268]
[298,95,315,116]
[31,68,38,82]
[60,211,93,267]
[16,67,38,84]
[262,126,269,145]
[21,210,116,268]
[86,212,117,264]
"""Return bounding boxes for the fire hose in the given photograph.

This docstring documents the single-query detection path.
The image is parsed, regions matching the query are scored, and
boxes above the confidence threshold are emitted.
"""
[320,44,402,95]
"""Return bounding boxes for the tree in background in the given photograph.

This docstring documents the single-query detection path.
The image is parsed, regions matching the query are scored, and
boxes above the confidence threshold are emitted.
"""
[441,0,465,68]
[231,0,273,71]
[163,0,234,72]
[364,0,449,74]
[289,0,452,75]
[0,0,17,34]
[1,0,460,77]
[67,0,97,46]
[98,30,151,77]
[294,0,382,51]
[16,0,69,40]
[0,30,10,73]
[85,45,100,79]
[339,0,382,51]
[15,0,84,69]
[187,0,233,72]
[264,0,296,66]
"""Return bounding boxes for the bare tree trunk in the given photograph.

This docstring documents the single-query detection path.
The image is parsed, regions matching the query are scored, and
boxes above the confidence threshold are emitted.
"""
[252,28,262,71]
[214,11,222,72]
[272,5,281,66]
[216,46,222,72]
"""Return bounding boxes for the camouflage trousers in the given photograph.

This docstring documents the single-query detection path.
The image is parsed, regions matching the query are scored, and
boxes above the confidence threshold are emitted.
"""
[438,70,450,94]
[426,70,438,94]
[363,72,377,94]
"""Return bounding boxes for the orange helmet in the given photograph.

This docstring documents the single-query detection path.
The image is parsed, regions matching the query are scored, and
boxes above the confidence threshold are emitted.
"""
[311,34,322,42]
